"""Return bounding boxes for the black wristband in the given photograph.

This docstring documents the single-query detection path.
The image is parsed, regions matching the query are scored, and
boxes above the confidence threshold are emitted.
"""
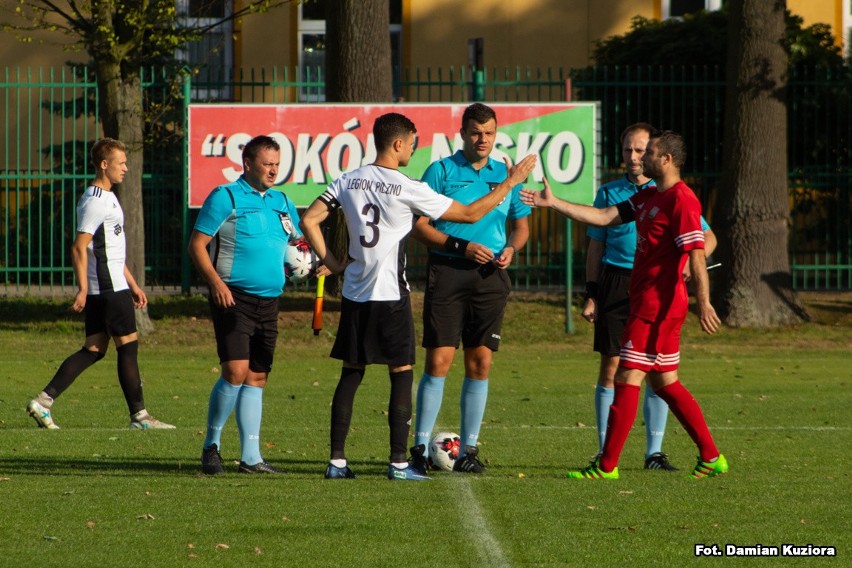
[444,236,470,254]
[584,281,600,301]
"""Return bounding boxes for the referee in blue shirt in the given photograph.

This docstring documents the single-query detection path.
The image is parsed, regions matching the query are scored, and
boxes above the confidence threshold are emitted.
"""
[411,103,531,474]
[189,135,302,475]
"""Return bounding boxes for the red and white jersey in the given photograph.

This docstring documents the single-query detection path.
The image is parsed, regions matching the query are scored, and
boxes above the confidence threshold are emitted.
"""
[319,164,453,302]
[76,185,129,294]
[625,181,704,320]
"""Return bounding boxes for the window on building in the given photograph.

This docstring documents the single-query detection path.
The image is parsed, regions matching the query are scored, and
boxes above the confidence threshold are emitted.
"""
[298,0,403,101]
[177,0,234,101]
[662,0,722,18]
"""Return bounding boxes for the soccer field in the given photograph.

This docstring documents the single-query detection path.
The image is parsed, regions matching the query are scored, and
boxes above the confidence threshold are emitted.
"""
[0,292,848,566]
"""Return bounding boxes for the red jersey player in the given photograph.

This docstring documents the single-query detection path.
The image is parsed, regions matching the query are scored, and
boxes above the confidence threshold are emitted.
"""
[521,129,728,479]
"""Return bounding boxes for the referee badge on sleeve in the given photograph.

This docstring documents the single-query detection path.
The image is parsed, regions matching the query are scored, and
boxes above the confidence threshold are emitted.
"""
[279,212,295,237]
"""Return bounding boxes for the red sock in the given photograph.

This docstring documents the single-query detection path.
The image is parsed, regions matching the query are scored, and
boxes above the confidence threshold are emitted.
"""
[655,381,719,462]
[599,383,641,472]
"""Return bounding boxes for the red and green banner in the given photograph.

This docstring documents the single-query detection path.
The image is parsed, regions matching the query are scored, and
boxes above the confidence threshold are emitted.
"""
[188,103,598,208]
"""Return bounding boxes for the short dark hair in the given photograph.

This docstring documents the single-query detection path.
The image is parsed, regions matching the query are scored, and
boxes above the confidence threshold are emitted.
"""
[650,129,687,169]
[91,138,126,169]
[373,112,417,151]
[462,102,497,128]
[242,135,280,162]
[620,122,655,145]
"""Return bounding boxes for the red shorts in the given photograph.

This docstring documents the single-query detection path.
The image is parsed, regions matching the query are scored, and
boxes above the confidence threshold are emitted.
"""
[618,316,685,372]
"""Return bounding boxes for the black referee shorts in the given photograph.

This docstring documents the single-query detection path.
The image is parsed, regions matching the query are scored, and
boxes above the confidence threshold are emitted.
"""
[331,295,416,366]
[209,287,279,373]
[593,264,632,356]
[422,252,510,351]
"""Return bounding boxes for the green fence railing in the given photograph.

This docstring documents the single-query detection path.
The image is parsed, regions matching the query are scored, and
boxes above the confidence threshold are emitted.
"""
[2,65,850,292]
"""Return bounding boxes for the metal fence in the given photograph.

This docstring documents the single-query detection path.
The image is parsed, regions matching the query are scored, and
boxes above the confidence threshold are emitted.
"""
[1,65,850,292]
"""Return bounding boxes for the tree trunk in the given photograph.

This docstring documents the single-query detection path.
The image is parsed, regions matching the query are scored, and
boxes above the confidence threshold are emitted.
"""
[713,0,808,326]
[97,59,154,334]
[326,0,393,102]
[324,0,392,294]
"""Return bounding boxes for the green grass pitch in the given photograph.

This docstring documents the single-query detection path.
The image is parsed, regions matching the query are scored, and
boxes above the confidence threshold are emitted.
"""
[0,292,849,566]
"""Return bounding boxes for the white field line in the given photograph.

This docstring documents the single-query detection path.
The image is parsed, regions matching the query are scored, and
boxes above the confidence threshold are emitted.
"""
[454,477,511,568]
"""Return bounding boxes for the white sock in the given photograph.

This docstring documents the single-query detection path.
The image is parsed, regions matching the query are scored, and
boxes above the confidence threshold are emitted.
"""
[330,459,346,468]
[36,392,54,407]
[391,461,408,469]
[131,409,149,421]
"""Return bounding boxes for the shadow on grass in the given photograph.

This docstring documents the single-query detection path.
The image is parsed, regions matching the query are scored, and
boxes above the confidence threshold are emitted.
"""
[0,455,366,477]
[0,292,342,327]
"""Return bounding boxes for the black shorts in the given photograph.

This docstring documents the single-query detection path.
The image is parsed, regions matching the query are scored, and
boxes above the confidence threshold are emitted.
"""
[422,253,510,351]
[593,264,632,356]
[331,295,415,366]
[209,287,279,373]
[85,290,137,338]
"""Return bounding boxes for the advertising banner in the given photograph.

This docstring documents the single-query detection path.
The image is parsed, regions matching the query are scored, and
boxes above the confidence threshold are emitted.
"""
[188,103,598,208]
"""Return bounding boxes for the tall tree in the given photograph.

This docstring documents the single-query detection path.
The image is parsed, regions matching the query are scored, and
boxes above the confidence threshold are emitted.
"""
[714,0,808,325]
[323,0,392,293]
[325,0,392,102]
[2,0,290,329]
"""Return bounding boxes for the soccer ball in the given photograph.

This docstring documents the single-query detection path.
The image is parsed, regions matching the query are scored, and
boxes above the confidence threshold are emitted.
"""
[429,432,461,472]
[284,238,316,284]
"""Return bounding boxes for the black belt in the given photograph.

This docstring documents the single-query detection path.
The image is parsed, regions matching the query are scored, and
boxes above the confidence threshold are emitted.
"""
[601,264,632,277]
[428,251,497,275]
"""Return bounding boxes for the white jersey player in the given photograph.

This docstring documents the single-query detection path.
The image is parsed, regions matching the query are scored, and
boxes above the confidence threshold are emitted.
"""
[300,112,536,481]
[26,138,173,431]
[76,185,129,293]
[317,165,452,302]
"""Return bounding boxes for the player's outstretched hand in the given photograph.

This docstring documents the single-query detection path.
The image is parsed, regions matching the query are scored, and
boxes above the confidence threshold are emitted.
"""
[520,176,555,208]
[505,154,537,186]
[697,302,721,335]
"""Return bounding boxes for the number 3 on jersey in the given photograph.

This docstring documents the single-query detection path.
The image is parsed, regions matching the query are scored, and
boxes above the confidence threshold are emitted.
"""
[360,203,380,248]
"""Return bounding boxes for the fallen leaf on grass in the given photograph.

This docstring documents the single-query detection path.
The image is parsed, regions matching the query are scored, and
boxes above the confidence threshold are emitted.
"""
[136,513,156,520]
[586,505,597,510]
[187,544,195,549]
[517,473,526,478]
[44,535,59,541]
[0,477,10,482]
[86,521,96,529]
[265,442,276,448]
[576,421,586,428]
[254,547,263,554]
[216,543,230,550]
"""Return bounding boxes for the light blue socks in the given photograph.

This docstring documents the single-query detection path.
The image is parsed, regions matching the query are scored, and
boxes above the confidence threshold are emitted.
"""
[203,377,241,449]
[460,377,488,453]
[414,373,446,453]
[595,384,669,456]
[594,384,614,452]
[643,387,669,457]
[236,385,264,466]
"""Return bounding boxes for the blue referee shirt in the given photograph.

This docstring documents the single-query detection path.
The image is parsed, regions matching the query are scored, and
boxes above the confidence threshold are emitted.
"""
[587,175,710,269]
[421,151,531,257]
[194,176,301,297]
